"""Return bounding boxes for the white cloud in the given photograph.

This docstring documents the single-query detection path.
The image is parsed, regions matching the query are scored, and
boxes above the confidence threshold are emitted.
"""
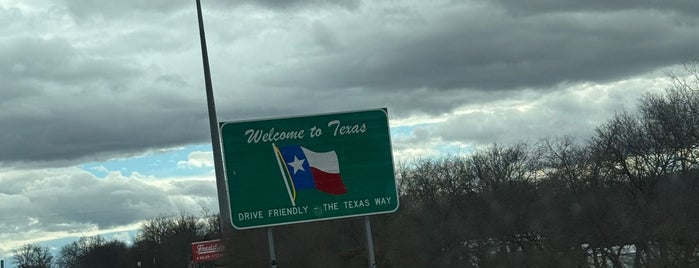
[177,151,214,169]
[436,72,672,147]
[0,166,217,254]
[89,165,110,174]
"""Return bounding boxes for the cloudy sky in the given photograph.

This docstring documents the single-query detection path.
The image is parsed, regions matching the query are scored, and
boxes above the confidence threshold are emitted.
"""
[2,0,699,260]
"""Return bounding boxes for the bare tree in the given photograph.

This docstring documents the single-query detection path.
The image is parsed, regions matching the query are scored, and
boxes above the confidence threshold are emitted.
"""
[133,213,203,268]
[585,62,699,267]
[399,155,475,210]
[639,64,699,174]
[12,244,53,268]
[469,143,538,191]
[538,136,596,190]
[56,236,128,268]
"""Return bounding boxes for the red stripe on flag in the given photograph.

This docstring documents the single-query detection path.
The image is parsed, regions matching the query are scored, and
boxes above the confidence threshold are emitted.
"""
[310,168,347,194]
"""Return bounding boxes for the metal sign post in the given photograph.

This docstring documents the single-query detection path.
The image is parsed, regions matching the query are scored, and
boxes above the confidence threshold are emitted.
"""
[364,216,377,268]
[195,0,231,236]
[267,227,278,268]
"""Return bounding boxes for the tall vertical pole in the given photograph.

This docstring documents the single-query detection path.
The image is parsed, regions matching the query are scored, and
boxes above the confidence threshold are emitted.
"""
[267,227,278,268]
[196,0,232,236]
[364,216,377,268]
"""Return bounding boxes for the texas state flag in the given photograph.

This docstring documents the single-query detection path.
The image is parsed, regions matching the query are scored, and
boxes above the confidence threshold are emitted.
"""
[278,145,347,195]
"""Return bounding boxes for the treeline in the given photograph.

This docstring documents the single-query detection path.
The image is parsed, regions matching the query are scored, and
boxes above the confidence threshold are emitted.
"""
[372,66,699,267]
[379,148,698,267]
[12,65,699,267]
[12,213,221,268]
[372,67,699,267]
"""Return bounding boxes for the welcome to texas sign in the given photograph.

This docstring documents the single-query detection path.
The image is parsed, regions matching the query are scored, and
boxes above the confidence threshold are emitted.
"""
[220,109,399,229]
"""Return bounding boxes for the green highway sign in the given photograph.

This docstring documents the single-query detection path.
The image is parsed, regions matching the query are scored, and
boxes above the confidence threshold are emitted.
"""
[220,109,398,229]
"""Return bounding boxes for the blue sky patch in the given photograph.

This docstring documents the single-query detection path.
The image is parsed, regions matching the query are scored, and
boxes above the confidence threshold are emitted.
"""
[80,144,213,178]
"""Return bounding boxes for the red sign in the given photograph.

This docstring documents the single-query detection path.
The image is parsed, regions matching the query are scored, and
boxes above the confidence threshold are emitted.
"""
[191,239,224,262]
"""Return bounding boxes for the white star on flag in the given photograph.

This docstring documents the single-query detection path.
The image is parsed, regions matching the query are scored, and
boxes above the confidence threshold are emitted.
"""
[287,156,306,174]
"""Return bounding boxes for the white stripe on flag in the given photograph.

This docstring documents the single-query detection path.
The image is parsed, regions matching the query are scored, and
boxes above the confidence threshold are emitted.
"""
[301,147,340,174]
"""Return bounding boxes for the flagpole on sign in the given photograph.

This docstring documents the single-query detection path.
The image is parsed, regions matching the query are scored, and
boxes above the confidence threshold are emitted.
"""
[267,227,278,268]
[195,0,232,237]
[364,216,377,268]
[273,143,296,206]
